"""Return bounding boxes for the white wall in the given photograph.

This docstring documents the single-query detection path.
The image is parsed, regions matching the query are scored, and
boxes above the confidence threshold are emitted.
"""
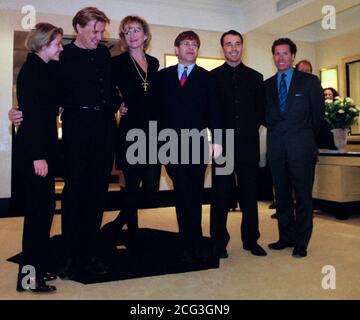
[243,31,317,80]
[316,27,360,96]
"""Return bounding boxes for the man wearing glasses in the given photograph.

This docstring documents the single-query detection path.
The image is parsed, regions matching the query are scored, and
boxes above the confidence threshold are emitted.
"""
[156,31,222,262]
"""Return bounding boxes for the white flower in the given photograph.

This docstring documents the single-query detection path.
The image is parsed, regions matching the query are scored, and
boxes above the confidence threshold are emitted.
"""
[338,109,345,114]
[334,99,341,105]
[335,96,342,101]
[325,99,333,104]
[350,107,357,112]
[345,97,354,104]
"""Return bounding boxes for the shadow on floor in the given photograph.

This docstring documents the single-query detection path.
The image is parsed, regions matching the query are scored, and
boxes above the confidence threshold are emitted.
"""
[8,227,219,284]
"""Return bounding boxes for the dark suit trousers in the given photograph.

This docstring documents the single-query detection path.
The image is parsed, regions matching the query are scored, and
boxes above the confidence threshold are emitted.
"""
[21,166,55,275]
[118,164,161,230]
[211,162,260,249]
[61,109,116,263]
[165,164,206,250]
[269,158,313,248]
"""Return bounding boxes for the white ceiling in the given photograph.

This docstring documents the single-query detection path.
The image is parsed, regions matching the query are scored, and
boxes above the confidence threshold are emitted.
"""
[284,3,360,42]
[1,0,360,41]
[251,0,360,41]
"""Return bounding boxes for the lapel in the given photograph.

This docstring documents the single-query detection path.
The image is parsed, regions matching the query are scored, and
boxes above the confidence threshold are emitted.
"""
[269,75,280,112]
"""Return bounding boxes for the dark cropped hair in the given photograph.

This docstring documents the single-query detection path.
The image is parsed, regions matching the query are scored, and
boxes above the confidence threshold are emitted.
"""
[220,30,243,47]
[174,30,200,48]
[295,59,313,73]
[271,38,297,55]
[72,7,110,33]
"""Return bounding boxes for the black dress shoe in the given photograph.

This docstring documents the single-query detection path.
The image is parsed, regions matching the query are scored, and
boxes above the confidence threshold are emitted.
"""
[16,275,56,293]
[243,243,267,256]
[268,240,294,250]
[292,247,307,258]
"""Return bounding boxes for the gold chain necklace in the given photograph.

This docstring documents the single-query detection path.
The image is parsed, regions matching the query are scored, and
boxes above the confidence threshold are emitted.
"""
[130,54,149,92]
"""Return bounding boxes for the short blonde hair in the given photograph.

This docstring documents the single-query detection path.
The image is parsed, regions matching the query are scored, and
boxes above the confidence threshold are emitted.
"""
[72,7,110,32]
[119,15,152,51]
[25,22,63,53]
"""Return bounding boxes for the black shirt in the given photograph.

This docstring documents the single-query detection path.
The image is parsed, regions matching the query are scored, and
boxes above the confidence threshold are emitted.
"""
[58,42,120,112]
[112,51,159,129]
[112,52,159,168]
[211,62,266,163]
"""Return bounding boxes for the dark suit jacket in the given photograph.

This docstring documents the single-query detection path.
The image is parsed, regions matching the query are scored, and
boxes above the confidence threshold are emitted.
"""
[211,62,265,164]
[265,69,324,161]
[156,64,221,164]
[157,64,221,132]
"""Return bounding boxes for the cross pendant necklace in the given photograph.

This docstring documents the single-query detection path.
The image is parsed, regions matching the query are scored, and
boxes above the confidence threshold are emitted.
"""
[130,54,149,92]
[142,82,149,92]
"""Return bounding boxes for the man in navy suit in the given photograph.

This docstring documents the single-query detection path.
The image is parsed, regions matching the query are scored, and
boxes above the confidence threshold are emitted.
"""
[265,38,324,258]
[157,31,222,261]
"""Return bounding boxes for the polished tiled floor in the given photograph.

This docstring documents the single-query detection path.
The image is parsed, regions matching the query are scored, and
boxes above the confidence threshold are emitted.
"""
[1,202,360,300]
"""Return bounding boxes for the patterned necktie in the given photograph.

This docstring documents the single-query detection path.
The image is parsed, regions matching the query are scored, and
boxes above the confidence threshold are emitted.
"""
[180,66,188,87]
[279,73,287,112]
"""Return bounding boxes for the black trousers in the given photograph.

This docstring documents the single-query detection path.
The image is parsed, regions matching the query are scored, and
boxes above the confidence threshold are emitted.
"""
[20,164,55,276]
[165,164,207,251]
[61,109,116,264]
[117,164,161,230]
[269,157,313,248]
[210,162,260,249]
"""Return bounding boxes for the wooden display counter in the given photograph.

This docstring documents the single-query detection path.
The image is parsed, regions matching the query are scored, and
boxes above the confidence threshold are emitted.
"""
[313,151,360,219]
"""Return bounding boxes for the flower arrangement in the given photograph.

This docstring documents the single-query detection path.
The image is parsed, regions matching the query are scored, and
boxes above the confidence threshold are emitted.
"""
[325,97,360,129]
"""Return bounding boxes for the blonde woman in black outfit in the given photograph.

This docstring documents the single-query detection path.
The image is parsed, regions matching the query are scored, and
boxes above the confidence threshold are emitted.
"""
[107,16,161,235]
[15,23,63,293]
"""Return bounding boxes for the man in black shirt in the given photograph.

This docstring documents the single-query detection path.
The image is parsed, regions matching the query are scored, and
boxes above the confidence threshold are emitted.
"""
[210,30,267,258]
[58,7,121,277]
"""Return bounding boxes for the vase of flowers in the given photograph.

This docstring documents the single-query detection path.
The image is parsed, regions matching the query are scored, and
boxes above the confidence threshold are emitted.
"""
[325,97,360,153]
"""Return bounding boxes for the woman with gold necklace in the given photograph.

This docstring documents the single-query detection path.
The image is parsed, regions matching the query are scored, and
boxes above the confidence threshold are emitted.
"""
[108,16,161,238]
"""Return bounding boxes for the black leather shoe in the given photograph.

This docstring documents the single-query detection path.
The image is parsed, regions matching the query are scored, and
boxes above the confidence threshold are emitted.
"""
[292,247,307,258]
[268,240,294,250]
[243,243,267,256]
[16,275,56,293]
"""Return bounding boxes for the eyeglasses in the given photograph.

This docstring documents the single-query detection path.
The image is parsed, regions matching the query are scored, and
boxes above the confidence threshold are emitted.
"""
[180,41,199,48]
[123,27,143,36]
